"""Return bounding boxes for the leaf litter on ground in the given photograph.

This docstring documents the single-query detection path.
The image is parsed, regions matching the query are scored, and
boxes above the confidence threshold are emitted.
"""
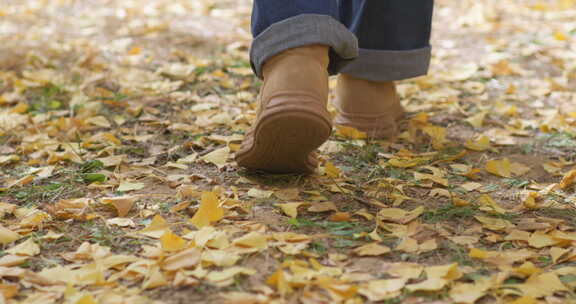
[1,0,576,303]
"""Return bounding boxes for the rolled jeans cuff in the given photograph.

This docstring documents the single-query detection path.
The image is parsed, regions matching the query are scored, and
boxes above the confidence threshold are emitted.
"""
[250,14,359,79]
[341,46,432,82]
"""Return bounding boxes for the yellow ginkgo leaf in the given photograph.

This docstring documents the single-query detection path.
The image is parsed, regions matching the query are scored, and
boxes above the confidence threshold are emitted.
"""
[378,206,425,224]
[162,248,201,271]
[266,268,292,297]
[0,283,19,300]
[74,294,97,304]
[142,266,169,290]
[201,147,230,169]
[247,188,273,199]
[554,31,567,41]
[275,203,304,218]
[522,191,540,209]
[307,202,338,213]
[449,280,491,304]
[477,194,506,214]
[558,169,576,190]
[137,214,170,239]
[0,225,20,244]
[160,230,187,252]
[101,196,138,217]
[485,158,511,178]
[422,125,447,150]
[509,296,538,304]
[6,238,40,256]
[388,158,423,168]
[469,248,489,259]
[511,272,568,298]
[324,161,341,178]
[335,125,367,139]
[465,112,487,128]
[189,192,224,229]
[117,181,145,192]
[361,279,407,301]
[464,135,491,151]
[406,277,447,292]
[474,216,514,231]
[353,242,391,256]
[233,232,267,250]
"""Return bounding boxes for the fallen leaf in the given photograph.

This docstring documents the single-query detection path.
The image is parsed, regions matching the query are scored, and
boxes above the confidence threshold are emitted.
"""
[308,202,338,213]
[558,169,576,190]
[101,196,138,217]
[117,181,145,192]
[267,268,292,297]
[206,267,256,287]
[275,202,304,218]
[6,238,40,256]
[477,194,506,214]
[221,292,269,304]
[511,272,568,298]
[359,278,407,302]
[0,225,20,244]
[324,161,341,178]
[162,248,201,271]
[160,230,187,252]
[137,214,170,238]
[335,125,367,139]
[354,243,391,256]
[189,192,224,229]
[233,232,267,251]
[247,188,273,199]
[387,263,424,279]
[509,297,538,304]
[528,231,559,249]
[378,206,424,224]
[106,217,135,227]
[201,147,230,169]
[449,279,491,304]
[475,216,514,231]
[406,277,447,292]
[0,255,28,267]
[396,237,419,253]
[469,248,490,259]
[486,158,512,178]
[142,266,168,290]
[274,188,300,201]
[329,212,351,222]
[465,135,491,151]
[422,125,447,149]
[388,158,424,168]
[0,284,18,300]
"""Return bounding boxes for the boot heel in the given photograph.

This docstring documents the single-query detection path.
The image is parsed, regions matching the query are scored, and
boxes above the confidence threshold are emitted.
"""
[236,111,331,173]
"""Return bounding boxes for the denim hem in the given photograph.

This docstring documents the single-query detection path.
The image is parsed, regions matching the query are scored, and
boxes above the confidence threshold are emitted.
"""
[250,14,359,79]
[341,47,432,82]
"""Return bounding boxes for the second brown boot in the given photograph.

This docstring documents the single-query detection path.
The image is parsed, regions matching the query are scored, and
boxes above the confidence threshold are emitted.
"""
[333,73,405,139]
[235,45,332,174]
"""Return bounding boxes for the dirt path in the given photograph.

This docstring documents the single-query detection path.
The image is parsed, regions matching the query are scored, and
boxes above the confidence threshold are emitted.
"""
[1,0,576,303]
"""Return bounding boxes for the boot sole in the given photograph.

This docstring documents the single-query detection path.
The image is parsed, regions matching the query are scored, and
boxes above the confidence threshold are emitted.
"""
[236,111,331,174]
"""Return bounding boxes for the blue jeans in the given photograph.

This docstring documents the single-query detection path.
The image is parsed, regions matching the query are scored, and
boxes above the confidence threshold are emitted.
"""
[250,0,434,82]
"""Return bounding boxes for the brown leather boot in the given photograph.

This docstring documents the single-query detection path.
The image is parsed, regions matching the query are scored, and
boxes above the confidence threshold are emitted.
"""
[334,73,405,139]
[235,45,332,173]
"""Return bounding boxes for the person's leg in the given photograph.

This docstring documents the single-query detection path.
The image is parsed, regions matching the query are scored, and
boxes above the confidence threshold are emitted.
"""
[341,0,434,82]
[237,1,359,173]
[334,1,434,138]
[250,0,359,78]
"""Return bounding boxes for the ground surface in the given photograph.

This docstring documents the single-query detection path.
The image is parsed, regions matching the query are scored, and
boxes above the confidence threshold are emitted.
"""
[1,0,576,303]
